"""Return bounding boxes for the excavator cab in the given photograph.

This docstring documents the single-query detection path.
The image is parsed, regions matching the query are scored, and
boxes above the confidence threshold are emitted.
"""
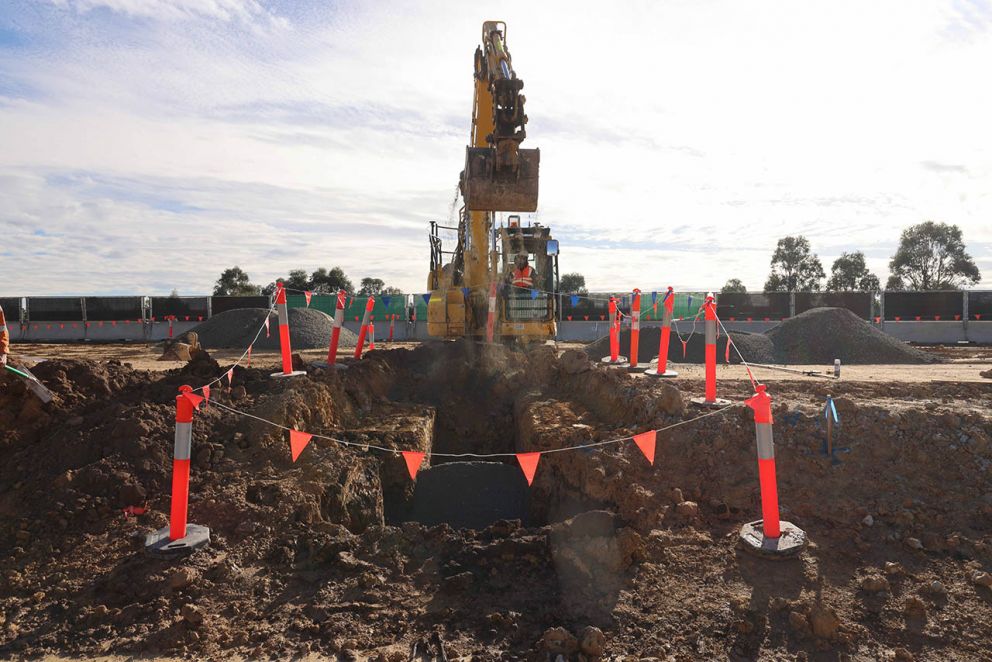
[462,146,540,212]
[497,219,558,339]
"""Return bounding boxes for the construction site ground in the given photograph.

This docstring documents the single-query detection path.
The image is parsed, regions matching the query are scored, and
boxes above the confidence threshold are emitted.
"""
[2,339,992,661]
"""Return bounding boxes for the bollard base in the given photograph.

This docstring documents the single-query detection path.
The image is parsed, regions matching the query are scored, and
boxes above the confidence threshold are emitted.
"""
[600,356,629,368]
[645,360,678,378]
[626,362,648,373]
[738,520,807,559]
[270,370,307,379]
[145,524,210,559]
[690,396,732,408]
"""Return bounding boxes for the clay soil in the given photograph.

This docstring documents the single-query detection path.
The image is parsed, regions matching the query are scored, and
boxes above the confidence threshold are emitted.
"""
[2,340,992,661]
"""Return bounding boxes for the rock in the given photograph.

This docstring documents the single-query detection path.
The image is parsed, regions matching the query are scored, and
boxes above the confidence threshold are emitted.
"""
[905,537,923,550]
[903,596,927,619]
[168,567,197,591]
[928,580,946,595]
[894,647,914,661]
[860,576,890,593]
[654,382,683,416]
[884,562,904,575]
[442,571,474,592]
[578,625,606,657]
[675,501,699,518]
[118,483,146,507]
[541,627,578,656]
[670,488,684,504]
[971,571,992,588]
[559,349,591,375]
[808,605,840,639]
[862,514,874,527]
[788,610,811,636]
[181,603,204,625]
[231,385,247,401]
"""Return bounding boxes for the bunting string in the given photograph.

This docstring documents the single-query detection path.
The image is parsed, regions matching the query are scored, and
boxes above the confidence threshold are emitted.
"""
[208,398,739,459]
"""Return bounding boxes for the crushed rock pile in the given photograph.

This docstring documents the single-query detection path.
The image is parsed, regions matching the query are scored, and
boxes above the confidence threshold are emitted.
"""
[585,325,777,365]
[767,307,939,364]
[182,308,357,350]
[585,307,940,365]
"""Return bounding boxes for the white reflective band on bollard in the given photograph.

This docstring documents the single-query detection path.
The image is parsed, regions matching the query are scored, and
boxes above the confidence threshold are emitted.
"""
[174,422,193,461]
[755,422,774,460]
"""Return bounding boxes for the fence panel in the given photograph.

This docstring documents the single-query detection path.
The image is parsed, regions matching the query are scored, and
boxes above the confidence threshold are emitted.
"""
[151,296,209,321]
[967,291,992,320]
[883,291,963,321]
[210,296,269,315]
[715,292,791,320]
[84,296,144,321]
[27,297,84,321]
[0,297,21,322]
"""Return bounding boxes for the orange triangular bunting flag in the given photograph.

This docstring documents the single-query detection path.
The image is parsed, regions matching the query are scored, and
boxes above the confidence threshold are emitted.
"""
[289,430,313,462]
[402,451,425,480]
[632,430,656,465]
[202,385,210,406]
[305,291,313,306]
[226,368,234,385]
[516,452,541,486]
[183,391,204,410]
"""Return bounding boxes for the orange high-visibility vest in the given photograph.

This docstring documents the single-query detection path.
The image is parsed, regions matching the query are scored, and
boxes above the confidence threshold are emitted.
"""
[0,305,8,356]
[512,266,534,288]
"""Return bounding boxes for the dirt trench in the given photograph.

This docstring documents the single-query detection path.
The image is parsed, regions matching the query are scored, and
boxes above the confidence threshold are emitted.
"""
[2,341,992,660]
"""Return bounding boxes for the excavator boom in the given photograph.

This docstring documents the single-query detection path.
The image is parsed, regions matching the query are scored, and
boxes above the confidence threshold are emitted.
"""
[461,21,540,212]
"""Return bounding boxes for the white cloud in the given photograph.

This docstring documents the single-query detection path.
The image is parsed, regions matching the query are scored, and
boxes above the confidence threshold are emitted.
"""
[0,0,990,296]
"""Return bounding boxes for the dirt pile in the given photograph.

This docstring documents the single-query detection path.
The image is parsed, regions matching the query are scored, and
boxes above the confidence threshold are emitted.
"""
[767,307,939,364]
[585,325,777,365]
[1,342,992,659]
[586,308,941,366]
[183,308,358,350]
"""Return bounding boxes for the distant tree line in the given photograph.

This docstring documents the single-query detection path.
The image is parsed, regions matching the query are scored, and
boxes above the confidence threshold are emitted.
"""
[212,266,402,297]
[721,220,981,293]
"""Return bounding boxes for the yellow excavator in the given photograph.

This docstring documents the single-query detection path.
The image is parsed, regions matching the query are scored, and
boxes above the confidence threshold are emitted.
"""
[427,21,559,342]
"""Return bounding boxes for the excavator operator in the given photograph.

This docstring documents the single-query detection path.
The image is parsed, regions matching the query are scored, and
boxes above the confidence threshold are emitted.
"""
[508,254,538,292]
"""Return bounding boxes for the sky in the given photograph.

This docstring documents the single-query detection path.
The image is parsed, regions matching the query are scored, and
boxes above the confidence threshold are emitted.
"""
[1,0,990,295]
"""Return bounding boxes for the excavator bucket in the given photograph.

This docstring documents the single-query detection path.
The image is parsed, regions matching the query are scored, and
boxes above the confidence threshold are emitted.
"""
[462,147,540,212]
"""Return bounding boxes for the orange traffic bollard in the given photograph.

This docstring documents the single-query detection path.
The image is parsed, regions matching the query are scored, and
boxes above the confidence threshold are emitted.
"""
[486,281,498,343]
[600,295,628,366]
[354,295,375,359]
[325,289,347,365]
[647,287,678,379]
[271,281,306,378]
[145,385,210,557]
[690,293,729,407]
[627,289,646,372]
[738,384,807,558]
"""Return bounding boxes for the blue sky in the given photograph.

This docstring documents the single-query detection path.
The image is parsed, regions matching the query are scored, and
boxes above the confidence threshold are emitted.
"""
[1,0,990,295]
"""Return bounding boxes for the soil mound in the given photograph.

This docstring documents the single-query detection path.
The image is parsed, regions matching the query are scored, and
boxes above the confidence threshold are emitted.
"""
[766,307,939,364]
[183,308,357,350]
[585,325,777,365]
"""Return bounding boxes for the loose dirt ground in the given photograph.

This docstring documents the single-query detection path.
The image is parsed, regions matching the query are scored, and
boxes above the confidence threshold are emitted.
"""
[2,340,991,661]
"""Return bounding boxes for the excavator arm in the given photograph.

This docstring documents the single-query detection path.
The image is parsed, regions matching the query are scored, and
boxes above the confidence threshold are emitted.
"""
[461,21,540,212]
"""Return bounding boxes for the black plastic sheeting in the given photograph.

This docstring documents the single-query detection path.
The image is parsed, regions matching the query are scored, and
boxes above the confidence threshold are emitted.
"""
[210,296,270,315]
[150,296,209,320]
[884,291,964,321]
[715,292,791,320]
[27,297,84,321]
[794,292,872,319]
[0,297,20,321]
[967,291,992,320]
[83,296,143,321]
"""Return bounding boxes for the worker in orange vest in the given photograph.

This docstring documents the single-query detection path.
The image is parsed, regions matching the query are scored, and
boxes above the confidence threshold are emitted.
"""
[0,303,9,368]
[508,254,538,291]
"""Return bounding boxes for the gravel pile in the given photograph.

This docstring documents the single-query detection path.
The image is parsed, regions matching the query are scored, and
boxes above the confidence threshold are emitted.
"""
[766,307,939,364]
[183,308,358,350]
[584,324,777,365]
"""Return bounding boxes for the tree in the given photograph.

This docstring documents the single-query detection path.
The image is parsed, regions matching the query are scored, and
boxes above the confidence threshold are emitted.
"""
[381,286,403,295]
[560,273,587,294]
[764,236,825,291]
[885,275,906,291]
[213,266,260,296]
[826,251,880,291]
[169,288,180,297]
[358,277,386,296]
[310,267,354,294]
[284,269,310,291]
[720,278,747,294]
[888,221,981,290]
